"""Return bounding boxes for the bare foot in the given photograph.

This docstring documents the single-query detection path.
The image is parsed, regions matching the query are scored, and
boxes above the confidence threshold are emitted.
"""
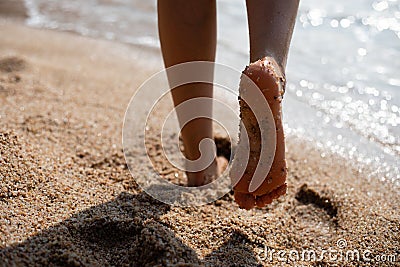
[187,156,228,186]
[232,57,287,210]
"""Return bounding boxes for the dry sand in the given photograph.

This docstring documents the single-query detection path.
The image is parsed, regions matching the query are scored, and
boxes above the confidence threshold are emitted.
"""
[0,21,399,267]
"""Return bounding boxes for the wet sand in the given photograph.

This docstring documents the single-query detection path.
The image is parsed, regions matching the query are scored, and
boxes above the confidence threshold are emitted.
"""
[0,21,399,266]
[0,1,27,20]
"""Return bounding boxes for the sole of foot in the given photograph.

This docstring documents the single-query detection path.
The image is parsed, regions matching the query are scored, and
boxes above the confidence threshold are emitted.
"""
[232,57,287,210]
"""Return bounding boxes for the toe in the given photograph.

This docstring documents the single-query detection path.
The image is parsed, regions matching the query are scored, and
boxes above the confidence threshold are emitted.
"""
[255,183,287,207]
[234,191,256,210]
[255,194,273,207]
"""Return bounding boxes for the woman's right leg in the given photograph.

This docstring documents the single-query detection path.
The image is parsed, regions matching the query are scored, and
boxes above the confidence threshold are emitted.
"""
[246,0,300,69]
[232,0,299,209]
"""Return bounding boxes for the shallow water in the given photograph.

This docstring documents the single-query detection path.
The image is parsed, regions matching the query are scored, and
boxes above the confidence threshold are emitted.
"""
[23,0,400,183]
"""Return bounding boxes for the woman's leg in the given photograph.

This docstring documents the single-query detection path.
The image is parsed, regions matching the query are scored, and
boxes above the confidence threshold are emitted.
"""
[157,0,219,186]
[246,0,299,69]
[233,0,299,209]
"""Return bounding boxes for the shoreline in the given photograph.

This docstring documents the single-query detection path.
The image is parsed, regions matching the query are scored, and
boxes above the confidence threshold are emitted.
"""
[0,21,399,266]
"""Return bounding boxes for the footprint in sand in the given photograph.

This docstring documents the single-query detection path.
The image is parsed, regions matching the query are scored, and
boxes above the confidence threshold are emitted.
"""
[295,183,339,226]
[0,56,27,73]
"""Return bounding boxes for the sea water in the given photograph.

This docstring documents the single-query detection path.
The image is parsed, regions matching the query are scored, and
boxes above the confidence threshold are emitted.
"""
[23,0,400,183]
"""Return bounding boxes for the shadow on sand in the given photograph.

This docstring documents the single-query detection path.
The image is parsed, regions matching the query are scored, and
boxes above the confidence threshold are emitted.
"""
[0,191,261,266]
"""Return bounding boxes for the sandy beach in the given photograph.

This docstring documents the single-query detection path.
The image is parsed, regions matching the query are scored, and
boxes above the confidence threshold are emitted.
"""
[0,16,399,267]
